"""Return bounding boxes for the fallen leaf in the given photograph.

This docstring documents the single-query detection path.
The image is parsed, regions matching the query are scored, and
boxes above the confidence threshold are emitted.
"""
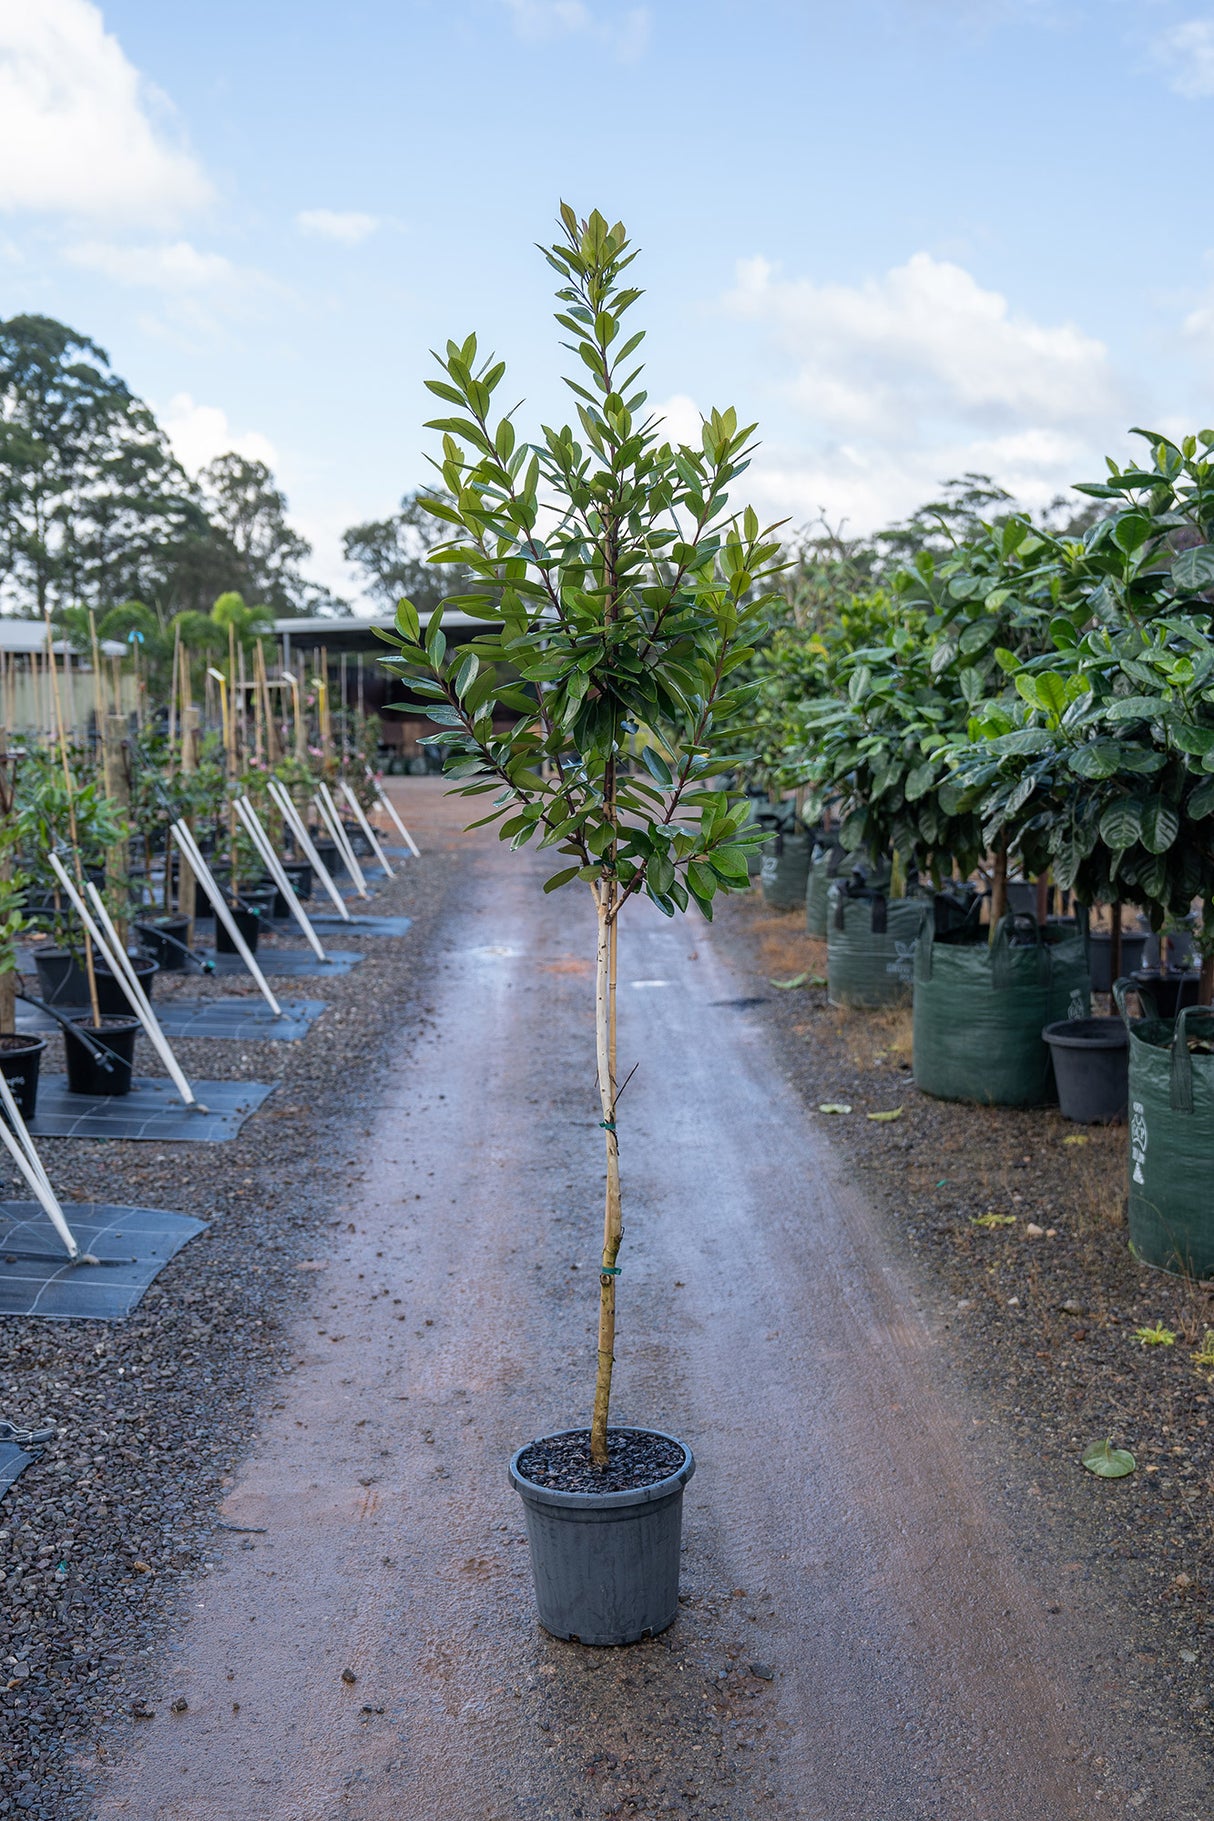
[866,1107,903,1123]
[817,1103,852,1115]
[971,1213,1016,1228]
[1081,1439,1136,1479]
[1063,1134,1089,1146]
[769,973,808,989]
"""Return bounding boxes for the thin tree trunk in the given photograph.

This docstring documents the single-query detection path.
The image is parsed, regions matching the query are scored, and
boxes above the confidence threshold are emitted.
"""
[1201,900,1214,1008]
[590,873,622,1467]
[1110,901,1122,987]
[988,840,1008,945]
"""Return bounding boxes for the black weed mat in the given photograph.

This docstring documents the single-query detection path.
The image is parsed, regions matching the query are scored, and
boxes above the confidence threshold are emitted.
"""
[0,1441,38,1501]
[17,998,326,1042]
[0,1203,206,1319]
[27,1077,275,1142]
[204,947,364,977]
[303,913,413,937]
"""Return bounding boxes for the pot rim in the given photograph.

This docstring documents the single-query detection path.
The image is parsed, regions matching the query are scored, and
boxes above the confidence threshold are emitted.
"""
[509,1425,695,1511]
[0,1033,47,1055]
[1042,1017,1128,1051]
[66,1014,141,1034]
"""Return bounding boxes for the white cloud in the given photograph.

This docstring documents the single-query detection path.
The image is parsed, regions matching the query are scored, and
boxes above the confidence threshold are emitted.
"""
[65,238,238,290]
[0,0,210,224]
[161,394,277,477]
[501,0,650,59]
[722,250,1126,532]
[1153,19,1214,98]
[651,394,704,446]
[296,209,380,246]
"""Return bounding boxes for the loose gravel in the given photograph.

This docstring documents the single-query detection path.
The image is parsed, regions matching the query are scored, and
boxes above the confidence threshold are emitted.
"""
[0,834,456,1820]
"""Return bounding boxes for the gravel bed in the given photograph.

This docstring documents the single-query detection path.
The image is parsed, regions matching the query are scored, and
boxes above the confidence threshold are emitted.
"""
[713,888,1214,1782]
[0,843,456,1819]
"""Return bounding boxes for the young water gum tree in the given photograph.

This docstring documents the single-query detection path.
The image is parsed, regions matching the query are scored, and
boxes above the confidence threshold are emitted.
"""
[379,207,783,1467]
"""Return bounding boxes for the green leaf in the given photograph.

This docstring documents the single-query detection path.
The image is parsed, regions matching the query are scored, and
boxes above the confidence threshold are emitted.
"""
[1173,544,1214,592]
[543,866,581,893]
[1099,799,1143,850]
[1080,1439,1136,1479]
[640,745,673,787]
[1068,741,1122,779]
[1140,797,1180,854]
[817,1103,852,1115]
[866,1108,903,1122]
[1189,777,1214,819]
[394,597,421,644]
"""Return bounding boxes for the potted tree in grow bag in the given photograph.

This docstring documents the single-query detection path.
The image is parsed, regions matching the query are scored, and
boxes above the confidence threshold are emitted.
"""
[947,427,1214,1138]
[378,206,781,1646]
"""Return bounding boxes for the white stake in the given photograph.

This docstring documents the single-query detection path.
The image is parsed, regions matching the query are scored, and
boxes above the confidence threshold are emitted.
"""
[84,883,198,1106]
[235,797,327,961]
[0,1070,78,1258]
[338,780,395,877]
[266,780,351,921]
[315,782,368,897]
[372,780,421,857]
[169,822,283,1018]
[46,854,199,1108]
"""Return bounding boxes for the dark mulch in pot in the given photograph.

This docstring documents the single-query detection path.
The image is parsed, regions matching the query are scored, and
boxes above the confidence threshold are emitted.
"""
[713,889,1214,1763]
[0,835,457,1821]
[517,1428,685,1494]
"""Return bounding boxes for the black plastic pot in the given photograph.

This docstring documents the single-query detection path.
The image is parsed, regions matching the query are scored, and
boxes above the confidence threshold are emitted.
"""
[1131,967,1200,1020]
[94,957,158,1015]
[63,1015,138,1097]
[0,1033,47,1120]
[215,906,263,954]
[32,947,89,1008]
[310,838,341,877]
[135,916,192,972]
[1087,931,1148,996]
[1042,1017,1129,1124]
[509,1428,695,1647]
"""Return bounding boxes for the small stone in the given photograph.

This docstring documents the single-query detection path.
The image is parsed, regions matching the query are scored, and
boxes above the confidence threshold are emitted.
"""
[130,1700,155,1720]
[1025,1223,1045,1239]
[748,1662,774,1681]
[170,1695,188,1714]
[1007,1296,1020,1307]
[341,1667,357,1685]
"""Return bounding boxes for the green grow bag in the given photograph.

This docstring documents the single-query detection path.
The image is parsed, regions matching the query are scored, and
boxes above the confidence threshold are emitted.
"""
[1116,988,1214,1277]
[805,840,845,938]
[827,891,931,1010]
[913,914,1090,1106]
[760,832,811,910]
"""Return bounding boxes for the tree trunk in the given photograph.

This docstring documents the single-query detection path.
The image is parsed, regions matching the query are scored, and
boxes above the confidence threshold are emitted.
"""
[179,706,200,944]
[103,714,130,952]
[988,841,1008,945]
[1110,901,1122,987]
[1035,873,1049,926]
[590,874,622,1467]
[1202,900,1214,1008]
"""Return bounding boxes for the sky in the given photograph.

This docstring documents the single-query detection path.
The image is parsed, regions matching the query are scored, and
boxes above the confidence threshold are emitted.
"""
[1,0,1212,610]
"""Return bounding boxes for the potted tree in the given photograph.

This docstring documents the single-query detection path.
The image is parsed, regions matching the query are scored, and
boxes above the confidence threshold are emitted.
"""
[379,206,780,1644]
[0,744,43,1117]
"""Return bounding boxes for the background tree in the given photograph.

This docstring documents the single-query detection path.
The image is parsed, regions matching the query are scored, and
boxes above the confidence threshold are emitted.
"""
[343,488,472,614]
[197,454,347,618]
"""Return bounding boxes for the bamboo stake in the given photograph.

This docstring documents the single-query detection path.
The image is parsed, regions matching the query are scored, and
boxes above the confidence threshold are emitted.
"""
[88,611,105,738]
[44,619,101,1026]
[168,621,181,749]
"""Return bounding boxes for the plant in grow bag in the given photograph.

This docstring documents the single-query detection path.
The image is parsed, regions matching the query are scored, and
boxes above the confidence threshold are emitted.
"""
[378,207,782,1474]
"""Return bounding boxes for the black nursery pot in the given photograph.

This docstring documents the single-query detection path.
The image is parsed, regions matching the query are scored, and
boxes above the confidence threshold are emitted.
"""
[63,1015,139,1097]
[310,838,342,877]
[509,1428,695,1647]
[1042,1016,1129,1124]
[1131,967,1200,1020]
[32,947,90,1007]
[1087,931,1148,996]
[94,957,158,1015]
[135,916,192,972]
[0,1033,48,1120]
[215,906,263,954]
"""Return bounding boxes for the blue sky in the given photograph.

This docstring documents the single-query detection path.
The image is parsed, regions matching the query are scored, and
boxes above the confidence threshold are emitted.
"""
[2,0,1212,606]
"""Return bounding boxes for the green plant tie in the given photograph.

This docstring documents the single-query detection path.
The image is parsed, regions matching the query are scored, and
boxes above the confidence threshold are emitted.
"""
[600,1265,621,1276]
[599,1119,616,1132]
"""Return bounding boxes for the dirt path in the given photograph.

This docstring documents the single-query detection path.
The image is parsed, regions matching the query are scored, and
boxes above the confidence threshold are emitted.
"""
[89,789,1207,1819]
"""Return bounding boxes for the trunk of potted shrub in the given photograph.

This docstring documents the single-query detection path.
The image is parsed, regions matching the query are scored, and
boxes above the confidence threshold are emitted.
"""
[1041,1016,1128,1123]
[0,1034,47,1120]
[913,913,1091,1106]
[509,1429,695,1644]
[62,1014,139,1097]
[1116,988,1214,1276]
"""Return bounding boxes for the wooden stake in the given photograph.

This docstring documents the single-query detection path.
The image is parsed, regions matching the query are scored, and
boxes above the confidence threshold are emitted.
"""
[591,871,622,1466]
[44,620,101,1026]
